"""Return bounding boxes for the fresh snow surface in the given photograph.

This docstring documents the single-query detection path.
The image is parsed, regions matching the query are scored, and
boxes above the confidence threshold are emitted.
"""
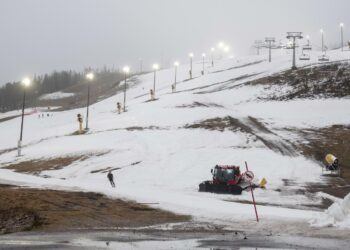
[39,91,75,100]
[311,192,350,229]
[0,48,350,230]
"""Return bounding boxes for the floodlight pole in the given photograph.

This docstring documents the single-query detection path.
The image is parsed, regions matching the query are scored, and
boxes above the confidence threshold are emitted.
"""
[85,72,94,130]
[174,66,177,87]
[17,78,31,156]
[286,32,303,70]
[19,89,26,144]
[123,72,127,112]
[202,54,205,75]
[190,56,193,79]
[173,62,179,88]
[86,82,90,130]
[18,89,26,156]
[340,24,344,51]
[321,31,324,52]
[153,70,156,94]
[292,37,297,69]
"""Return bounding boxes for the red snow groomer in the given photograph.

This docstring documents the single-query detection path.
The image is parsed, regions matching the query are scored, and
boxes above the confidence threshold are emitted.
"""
[199,165,258,195]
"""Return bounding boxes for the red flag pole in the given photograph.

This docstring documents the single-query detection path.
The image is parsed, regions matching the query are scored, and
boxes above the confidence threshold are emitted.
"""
[245,161,259,222]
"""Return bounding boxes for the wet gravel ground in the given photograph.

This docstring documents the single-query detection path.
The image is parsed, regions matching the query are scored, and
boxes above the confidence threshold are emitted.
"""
[1,230,350,250]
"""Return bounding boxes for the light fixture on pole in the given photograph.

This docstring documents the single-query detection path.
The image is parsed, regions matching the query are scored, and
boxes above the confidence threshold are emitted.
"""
[340,23,344,51]
[265,37,275,62]
[85,72,94,130]
[320,29,324,52]
[201,53,206,75]
[286,32,303,70]
[174,61,179,88]
[218,42,225,59]
[210,48,215,67]
[218,42,225,49]
[18,77,31,157]
[223,46,230,60]
[152,64,159,97]
[189,53,194,79]
[122,66,130,112]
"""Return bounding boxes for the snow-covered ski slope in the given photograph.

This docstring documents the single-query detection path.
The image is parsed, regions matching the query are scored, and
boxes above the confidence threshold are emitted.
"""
[1,48,350,229]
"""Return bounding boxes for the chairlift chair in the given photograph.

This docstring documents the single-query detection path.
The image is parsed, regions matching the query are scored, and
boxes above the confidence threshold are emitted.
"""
[299,53,310,60]
[302,45,312,51]
[318,54,330,62]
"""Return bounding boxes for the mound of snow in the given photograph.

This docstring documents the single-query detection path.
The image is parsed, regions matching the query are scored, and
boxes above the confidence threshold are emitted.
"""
[39,91,75,100]
[311,192,350,229]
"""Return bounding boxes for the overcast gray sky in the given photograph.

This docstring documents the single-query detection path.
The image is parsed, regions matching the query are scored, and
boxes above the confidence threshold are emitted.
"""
[0,0,349,85]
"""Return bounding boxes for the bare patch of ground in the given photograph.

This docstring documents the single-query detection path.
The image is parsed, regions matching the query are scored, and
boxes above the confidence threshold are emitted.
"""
[194,73,261,94]
[306,181,350,200]
[0,185,190,234]
[4,156,85,174]
[247,62,350,100]
[70,130,89,136]
[125,126,161,131]
[292,125,350,198]
[184,116,250,133]
[184,116,297,156]
[144,98,159,103]
[224,198,330,211]
[0,148,16,156]
[0,115,20,123]
[171,74,260,95]
[176,102,223,108]
[4,153,108,175]
[298,125,350,179]
[90,161,141,174]
[210,60,265,74]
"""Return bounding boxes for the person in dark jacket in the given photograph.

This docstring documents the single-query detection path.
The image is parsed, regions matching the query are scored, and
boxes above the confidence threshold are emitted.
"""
[107,170,115,188]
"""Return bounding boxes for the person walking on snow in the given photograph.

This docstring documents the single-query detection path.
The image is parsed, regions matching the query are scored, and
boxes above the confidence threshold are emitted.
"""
[107,170,115,187]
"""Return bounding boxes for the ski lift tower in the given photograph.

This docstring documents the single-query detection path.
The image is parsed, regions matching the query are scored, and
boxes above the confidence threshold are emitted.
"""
[286,32,303,70]
[265,37,275,62]
[253,40,264,55]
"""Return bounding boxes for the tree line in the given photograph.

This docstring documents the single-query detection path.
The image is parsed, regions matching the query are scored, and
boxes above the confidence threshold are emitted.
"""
[0,68,123,112]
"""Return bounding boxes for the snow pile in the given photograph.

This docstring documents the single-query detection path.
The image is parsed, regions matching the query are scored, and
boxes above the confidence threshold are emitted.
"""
[311,192,350,229]
[39,91,75,100]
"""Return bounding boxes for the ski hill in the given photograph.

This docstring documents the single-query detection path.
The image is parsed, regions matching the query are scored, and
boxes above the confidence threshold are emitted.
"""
[1,48,350,233]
